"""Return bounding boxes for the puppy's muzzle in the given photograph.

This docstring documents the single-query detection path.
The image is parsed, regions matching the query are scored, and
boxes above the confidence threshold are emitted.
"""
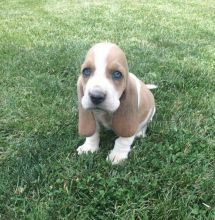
[89,91,106,105]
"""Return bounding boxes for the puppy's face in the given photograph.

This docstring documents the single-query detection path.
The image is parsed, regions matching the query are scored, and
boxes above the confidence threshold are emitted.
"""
[80,43,129,112]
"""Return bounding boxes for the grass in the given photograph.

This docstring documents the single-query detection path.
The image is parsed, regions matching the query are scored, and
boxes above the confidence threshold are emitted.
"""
[0,0,215,219]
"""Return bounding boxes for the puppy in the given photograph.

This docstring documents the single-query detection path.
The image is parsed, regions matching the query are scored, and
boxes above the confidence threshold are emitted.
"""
[77,42,156,164]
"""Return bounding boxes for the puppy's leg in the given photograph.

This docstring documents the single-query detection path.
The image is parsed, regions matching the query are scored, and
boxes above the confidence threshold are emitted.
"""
[136,107,156,138]
[107,135,135,165]
[77,130,100,155]
[136,125,148,138]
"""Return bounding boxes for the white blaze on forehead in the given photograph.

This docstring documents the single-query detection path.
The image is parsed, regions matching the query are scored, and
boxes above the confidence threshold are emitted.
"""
[92,43,114,76]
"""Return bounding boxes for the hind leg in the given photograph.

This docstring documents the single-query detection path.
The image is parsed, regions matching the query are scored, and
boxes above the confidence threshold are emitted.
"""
[136,125,148,138]
[136,107,156,138]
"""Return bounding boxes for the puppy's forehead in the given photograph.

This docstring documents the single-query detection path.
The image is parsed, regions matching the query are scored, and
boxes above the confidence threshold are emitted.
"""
[92,43,113,68]
[84,43,128,69]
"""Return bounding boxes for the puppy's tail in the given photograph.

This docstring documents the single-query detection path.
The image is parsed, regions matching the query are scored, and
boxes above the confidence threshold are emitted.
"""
[146,84,158,90]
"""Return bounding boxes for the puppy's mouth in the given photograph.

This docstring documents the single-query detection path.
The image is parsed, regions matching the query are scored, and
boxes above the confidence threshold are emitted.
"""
[88,106,104,111]
[85,104,116,113]
[87,106,112,113]
[81,95,120,113]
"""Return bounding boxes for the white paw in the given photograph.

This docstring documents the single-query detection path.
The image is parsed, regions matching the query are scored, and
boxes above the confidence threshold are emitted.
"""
[106,150,129,165]
[77,144,99,155]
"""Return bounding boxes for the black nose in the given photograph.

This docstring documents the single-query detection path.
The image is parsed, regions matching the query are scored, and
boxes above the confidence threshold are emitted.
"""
[89,91,106,105]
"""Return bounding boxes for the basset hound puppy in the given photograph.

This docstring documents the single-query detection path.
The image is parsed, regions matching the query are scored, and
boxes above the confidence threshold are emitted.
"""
[77,42,156,164]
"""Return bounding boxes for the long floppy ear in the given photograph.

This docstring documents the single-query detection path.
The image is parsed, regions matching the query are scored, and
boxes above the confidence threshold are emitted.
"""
[77,77,96,137]
[112,76,139,137]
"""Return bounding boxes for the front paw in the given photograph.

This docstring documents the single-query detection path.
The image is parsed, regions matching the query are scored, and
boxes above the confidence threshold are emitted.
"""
[77,144,99,155]
[107,149,129,165]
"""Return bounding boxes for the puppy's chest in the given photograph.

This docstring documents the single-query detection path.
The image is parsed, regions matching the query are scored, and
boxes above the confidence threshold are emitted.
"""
[93,110,113,129]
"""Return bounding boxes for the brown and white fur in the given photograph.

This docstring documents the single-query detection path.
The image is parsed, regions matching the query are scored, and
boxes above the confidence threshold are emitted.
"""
[77,42,156,164]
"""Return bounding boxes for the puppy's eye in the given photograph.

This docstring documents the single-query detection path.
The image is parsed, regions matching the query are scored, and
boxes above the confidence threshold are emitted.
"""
[82,68,92,78]
[112,71,123,80]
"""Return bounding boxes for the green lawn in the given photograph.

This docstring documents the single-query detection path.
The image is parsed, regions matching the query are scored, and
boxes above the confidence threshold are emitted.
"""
[0,0,215,219]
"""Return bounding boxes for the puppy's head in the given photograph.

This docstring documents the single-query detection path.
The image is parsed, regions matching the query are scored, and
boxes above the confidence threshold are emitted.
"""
[79,42,129,112]
[77,43,138,137]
